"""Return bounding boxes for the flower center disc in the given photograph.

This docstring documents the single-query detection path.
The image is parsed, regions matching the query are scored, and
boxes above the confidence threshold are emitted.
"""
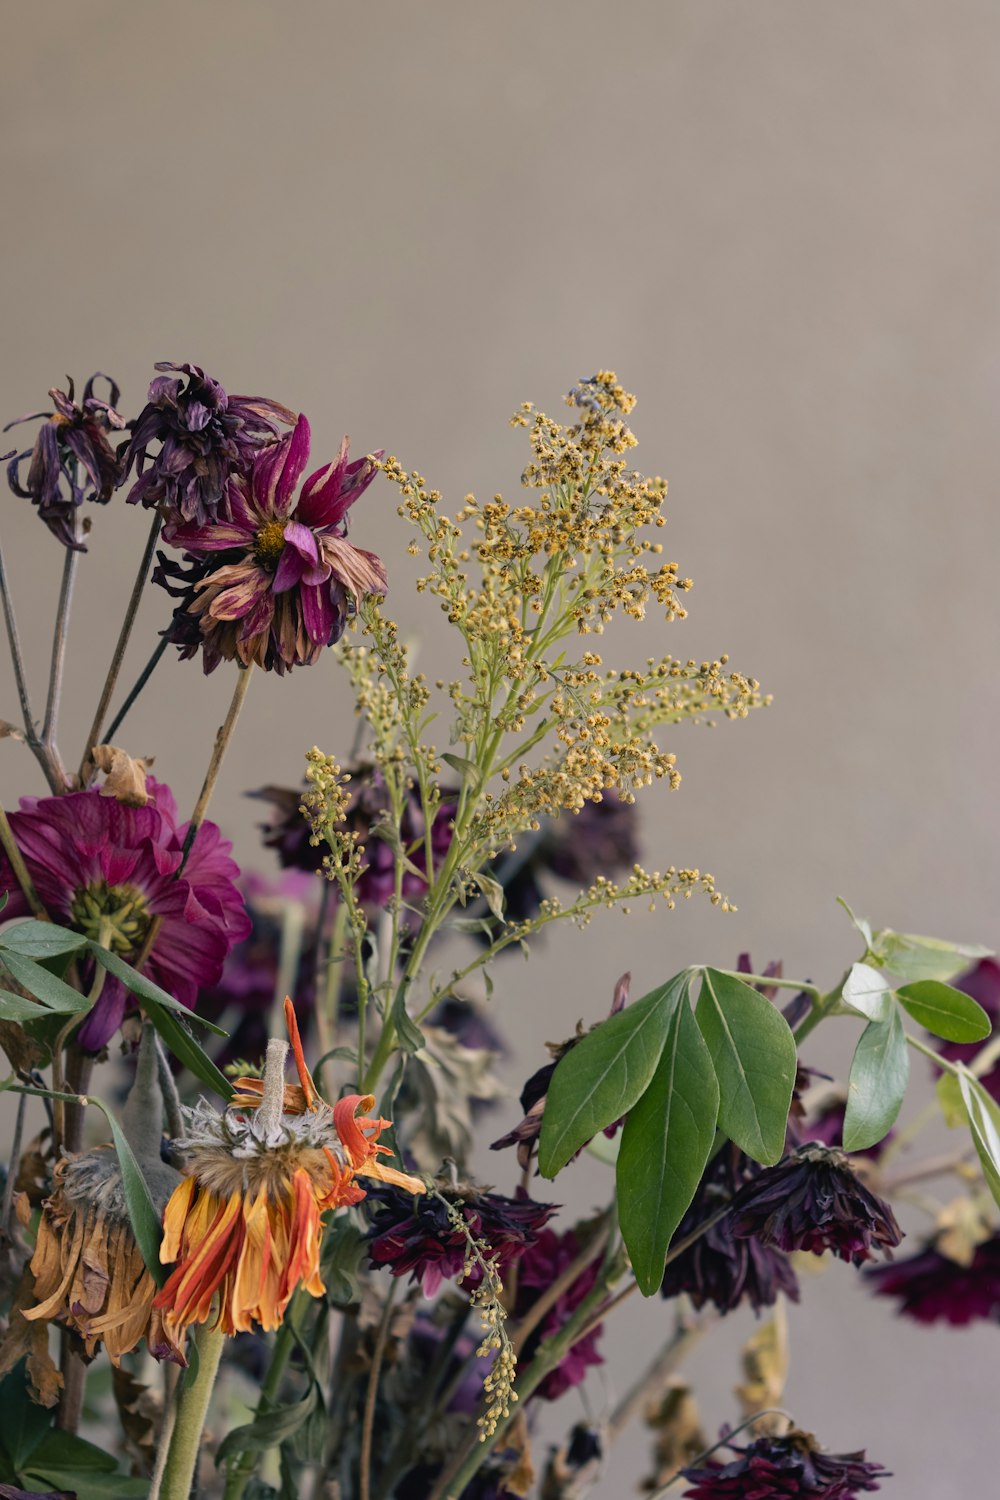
[69,880,151,956]
[254,520,287,570]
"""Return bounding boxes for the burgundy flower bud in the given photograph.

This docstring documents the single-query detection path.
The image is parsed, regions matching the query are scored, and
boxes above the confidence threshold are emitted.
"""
[681,1430,890,1498]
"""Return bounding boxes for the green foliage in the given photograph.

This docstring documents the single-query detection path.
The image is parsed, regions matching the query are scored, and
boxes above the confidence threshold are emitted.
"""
[896,980,991,1043]
[875,930,992,984]
[216,1387,319,1466]
[0,919,87,959]
[694,969,796,1165]
[957,1069,1000,1211]
[0,949,90,1013]
[89,1097,167,1287]
[843,1008,909,1152]
[0,1365,146,1497]
[840,963,892,1024]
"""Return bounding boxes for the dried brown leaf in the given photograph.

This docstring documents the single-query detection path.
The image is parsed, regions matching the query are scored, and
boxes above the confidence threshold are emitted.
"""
[0,1267,63,1406]
[91,744,155,807]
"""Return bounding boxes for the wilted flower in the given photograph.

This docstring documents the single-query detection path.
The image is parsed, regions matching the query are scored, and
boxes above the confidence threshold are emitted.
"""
[157,415,386,673]
[513,1223,605,1400]
[681,1430,889,1498]
[660,1145,800,1315]
[18,1150,184,1366]
[155,1006,423,1337]
[728,1145,902,1266]
[0,780,250,1051]
[934,957,1000,1101]
[365,1182,557,1296]
[864,1231,1000,1325]
[253,765,456,905]
[5,375,124,548]
[122,361,294,527]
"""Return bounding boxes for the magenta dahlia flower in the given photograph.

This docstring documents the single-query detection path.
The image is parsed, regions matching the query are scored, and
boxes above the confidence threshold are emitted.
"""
[159,414,386,673]
[0,781,250,1051]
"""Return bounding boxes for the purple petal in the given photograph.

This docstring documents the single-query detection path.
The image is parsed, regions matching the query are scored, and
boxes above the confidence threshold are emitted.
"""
[300,582,338,644]
[251,413,311,518]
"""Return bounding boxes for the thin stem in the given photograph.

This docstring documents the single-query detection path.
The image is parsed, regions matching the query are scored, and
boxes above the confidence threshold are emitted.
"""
[155,1035,185,1143]
[359,1281,397,1500]
[157,1323,226,1500]
[0,533,63,791]
[147,1363,181,1500]
[181,664,254,861]
[608,1311,710,1441]
[511,1219,611,1355]
[792,971,851,1045]
[0,1091,27,1240]
[711,968,822,1000]
[41,536,79,745]
[882,1147,975,1192]
[0,804,48,917]
[104,635,169,743]
[79,512,162,782]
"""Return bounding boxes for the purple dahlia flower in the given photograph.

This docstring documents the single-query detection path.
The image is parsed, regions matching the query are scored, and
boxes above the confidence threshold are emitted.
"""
[934,957,1000,1102]
[158,415,386,672]
[513,1223,605,1400]
[681,1431,889,1498]
[0,781,250,1050]
[728,1145,902,1266]
[122,361,294,527]
[5,375,125,549]
[864,1233,1000,1325]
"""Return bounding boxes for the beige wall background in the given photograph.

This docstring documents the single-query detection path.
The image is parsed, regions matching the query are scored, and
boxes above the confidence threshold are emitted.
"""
[1,3,998,1494]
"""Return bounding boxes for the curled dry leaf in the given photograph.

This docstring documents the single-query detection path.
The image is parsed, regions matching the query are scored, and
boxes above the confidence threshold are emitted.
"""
[91,743,155,807]
[735,1303,789,1433]
[643,1379,706,1490]
[0,1267,64,1407]
[0,720,25,743]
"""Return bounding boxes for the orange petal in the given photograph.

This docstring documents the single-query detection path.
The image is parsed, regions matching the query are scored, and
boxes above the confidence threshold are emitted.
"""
[284,997,320,1111]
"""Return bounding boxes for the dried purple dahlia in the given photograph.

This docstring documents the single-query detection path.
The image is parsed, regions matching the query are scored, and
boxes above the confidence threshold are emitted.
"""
[365,1182,556,1296]
[681,1430,889,1498]
[158,415,386,672]
[660,1144,799,1315]
[122,361,294,526]
[5,374,125,548]
[0,780,249,1050]
[513,1223,605,1400]
[934,957,1000,1101]
[728,1145,902,1266]
[864,1233,1000,1325]
[254,767,456,906]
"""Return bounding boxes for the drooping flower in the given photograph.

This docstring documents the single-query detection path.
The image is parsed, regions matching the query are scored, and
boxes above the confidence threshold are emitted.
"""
[933,957,1000,1102]
[660,1145,800,1315]
[680,1430,889,1498]
[155,1004,423,1337]
[513,1222,605,1400]
[122,361,294,527]
[0,780,250,1051]
[864,1231,1000,1325]
[16,1150,185,1366]
[365,1182,557,1296]
[157,415,386,673]
[253,765,456,905]
[728,1145,902,1266]
[4,375,125,548]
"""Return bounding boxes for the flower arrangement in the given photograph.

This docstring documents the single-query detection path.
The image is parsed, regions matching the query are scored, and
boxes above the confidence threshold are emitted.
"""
[0,363,995,1500]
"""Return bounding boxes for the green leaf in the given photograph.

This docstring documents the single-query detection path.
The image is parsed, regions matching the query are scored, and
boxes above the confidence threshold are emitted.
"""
[896,980,991,1044]
[936,1072,966,1128]
[87,943,227,1033]
[0,987,49,1022]
[88,1098,166,1287]
[142,997,234,1100]
[0,951,91,1013]
[538,974,688,1177]
[836,896,873,950]
[0,920,86,959]
[390,986,425,1054]
[877,930,993,984]
[616,992,719,1295]
[842,1007,910,1151]
[841,963,892,1023]
[321,1219,368,1306]
[441,752,482,792]
[694,969,797,1165]
[957,1068,1000,1210]
[216,1386,318,1466]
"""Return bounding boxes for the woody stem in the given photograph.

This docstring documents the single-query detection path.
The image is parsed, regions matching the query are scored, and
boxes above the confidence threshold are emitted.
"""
[156,1323,226,1500]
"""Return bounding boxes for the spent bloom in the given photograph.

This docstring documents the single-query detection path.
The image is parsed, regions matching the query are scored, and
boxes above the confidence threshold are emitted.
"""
[157,415,386,672]
[681,1430,890,1498]
[5,374,125,548]
[122,360,294,526]
[864,1229,1000,1325]
[728,1145,902,1266]
[0,780,249,1051]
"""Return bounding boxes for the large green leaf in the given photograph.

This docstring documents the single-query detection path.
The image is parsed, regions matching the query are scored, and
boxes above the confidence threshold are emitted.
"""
[0,952,91,1014]
[0,920,87,959]
[877,930,993,984]
[694,969,796,1165]
[957,1068,1000,1210]
[216,1386,318,1465]
[538,974,688,1178]
[896,980,991,1044]
[89,1099,166,1287]
[0,987,49,1022]
[616,990,719,1295]
[141,997,234,1100]
[842,1007,909,1151]
[87,943,227,1033]
[840,962,892,1023]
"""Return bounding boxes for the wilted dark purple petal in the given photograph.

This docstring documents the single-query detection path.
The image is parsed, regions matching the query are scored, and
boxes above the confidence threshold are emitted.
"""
[681,1431,889,1498]
[864,1233,1000,1325]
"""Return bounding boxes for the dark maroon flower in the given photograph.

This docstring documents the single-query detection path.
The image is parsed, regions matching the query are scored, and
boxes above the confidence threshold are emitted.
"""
[728,1145,902,1266]
[0,781,250,1051]
[661,1144,800,1314]
[681,1431,889,1498]
[366,1182,557,1297]
[514,1222,605,1400]
[122,361,294,527]
[152,548,230,673]
[934,957,1000,1101]
[864,1233,1000,1325]
[253,766,456,907]
[5,374,125,548]
[158,416,386,672]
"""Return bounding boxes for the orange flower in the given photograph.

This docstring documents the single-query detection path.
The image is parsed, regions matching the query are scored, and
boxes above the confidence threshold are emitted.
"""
[154,1001,422,1338]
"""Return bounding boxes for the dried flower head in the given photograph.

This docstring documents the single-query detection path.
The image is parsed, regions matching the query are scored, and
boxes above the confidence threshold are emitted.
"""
[864,1229,1000,1325]
[122,360,294,526]
[5,374,125,548]
[681,1430,890,1498]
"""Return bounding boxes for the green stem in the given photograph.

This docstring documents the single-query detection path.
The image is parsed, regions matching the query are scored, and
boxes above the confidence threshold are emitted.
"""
[791,971,851,1045]
[222,1304,301,1500]
[712,968,822,1000]
[104,635,169,743]
[158,1323,226,1500]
